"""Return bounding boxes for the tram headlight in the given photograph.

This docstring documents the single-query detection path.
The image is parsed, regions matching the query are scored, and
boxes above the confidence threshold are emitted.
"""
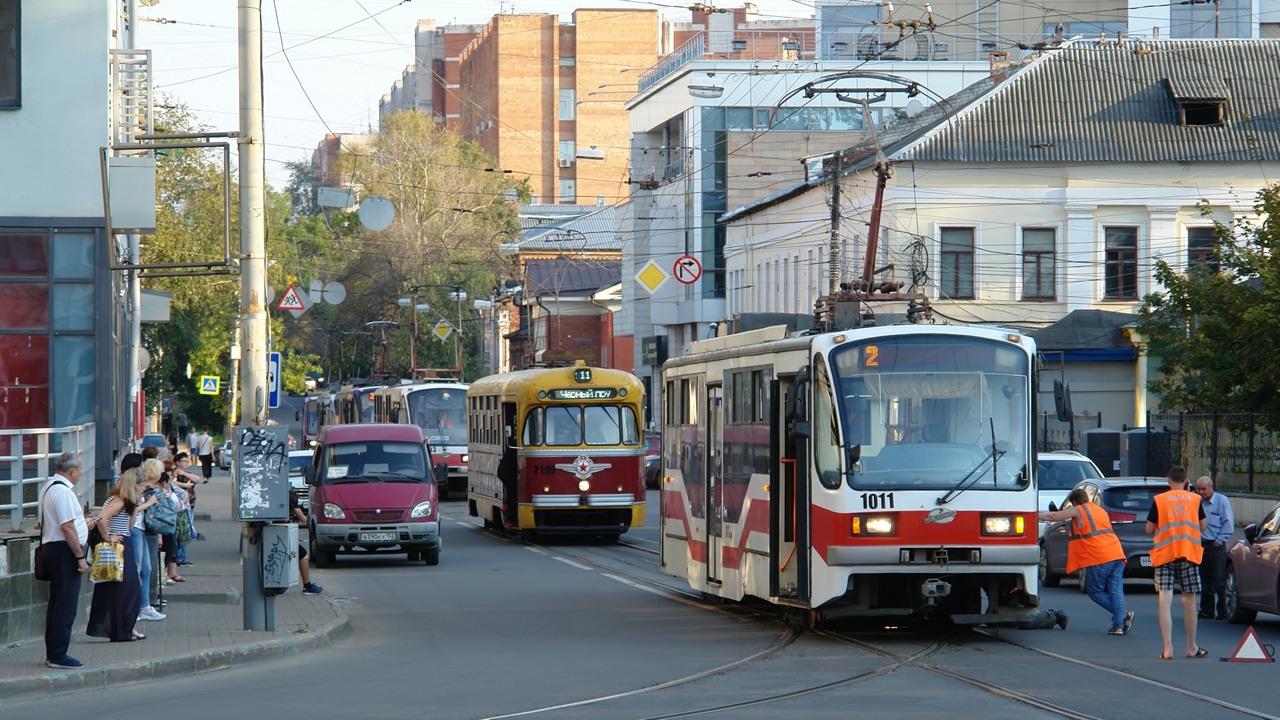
[578,480,591,492]
[852,515,895,536]
[981,514,1025,536]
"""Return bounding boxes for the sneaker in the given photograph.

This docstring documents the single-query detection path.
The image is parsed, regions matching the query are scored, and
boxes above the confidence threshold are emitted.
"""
[138,606,166,621]
[1123,611,1135,634]
[46,655,84,669]
[177,561,194,567]
[302,582,324,595]
[1054,610,1069,630]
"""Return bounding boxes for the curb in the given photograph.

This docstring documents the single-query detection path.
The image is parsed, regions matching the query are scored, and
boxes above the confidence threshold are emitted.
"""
[0,612,350,702]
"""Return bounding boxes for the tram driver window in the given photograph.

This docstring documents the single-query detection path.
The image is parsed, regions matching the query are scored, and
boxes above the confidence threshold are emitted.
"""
[546,406,582,446]
[522,408,545,446]
[814,364,842,489]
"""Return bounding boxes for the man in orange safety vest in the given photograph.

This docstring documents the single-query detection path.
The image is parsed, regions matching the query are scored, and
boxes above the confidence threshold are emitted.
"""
[1145,466,1207,660]
[1039,486,1132,635]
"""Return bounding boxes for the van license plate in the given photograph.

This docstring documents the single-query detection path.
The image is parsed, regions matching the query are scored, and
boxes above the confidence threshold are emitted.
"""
[1140,556,1152,567]
[360,532,397,543]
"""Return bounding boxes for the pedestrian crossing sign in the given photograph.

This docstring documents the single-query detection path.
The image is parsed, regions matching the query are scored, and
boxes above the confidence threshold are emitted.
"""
[198,375,220,395]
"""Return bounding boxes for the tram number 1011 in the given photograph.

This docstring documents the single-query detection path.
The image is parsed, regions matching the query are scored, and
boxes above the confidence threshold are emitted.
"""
[860,492,895,510]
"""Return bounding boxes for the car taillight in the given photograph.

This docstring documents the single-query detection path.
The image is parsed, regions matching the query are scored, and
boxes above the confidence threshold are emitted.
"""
[1108,511,1137,524]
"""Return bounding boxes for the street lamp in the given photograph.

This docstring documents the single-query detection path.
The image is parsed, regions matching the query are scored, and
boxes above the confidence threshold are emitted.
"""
[397,296,431,376]
[405,284,470,379]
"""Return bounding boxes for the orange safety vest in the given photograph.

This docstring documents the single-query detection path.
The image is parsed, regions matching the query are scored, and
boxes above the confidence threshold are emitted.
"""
[1066,502,1126,574]
[1150,489,1204,567]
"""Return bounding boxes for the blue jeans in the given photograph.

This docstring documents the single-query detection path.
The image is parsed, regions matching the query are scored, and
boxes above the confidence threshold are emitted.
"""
[130,527,151,615]
[1085,558,1128,629]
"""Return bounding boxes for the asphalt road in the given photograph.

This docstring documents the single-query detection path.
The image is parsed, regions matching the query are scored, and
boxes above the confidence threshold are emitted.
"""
[19,491,1280,718]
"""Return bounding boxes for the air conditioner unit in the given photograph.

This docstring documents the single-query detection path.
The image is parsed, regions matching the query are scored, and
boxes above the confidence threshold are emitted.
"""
[558,158,573,168]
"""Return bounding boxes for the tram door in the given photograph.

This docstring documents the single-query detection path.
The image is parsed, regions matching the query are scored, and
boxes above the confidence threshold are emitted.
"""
[706,385,724,585]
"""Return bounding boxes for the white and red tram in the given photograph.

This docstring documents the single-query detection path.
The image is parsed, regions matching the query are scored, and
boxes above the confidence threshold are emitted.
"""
[659,323,1041,625]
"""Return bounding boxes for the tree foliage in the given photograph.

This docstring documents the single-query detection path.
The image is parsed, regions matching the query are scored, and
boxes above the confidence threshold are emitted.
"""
[1138,184,1280,427]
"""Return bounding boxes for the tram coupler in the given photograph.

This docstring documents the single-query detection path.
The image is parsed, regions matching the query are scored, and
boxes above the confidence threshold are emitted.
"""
[921,577,952,606]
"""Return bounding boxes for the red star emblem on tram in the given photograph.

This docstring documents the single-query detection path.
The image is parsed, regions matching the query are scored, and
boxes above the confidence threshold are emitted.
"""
[555,455,612,480]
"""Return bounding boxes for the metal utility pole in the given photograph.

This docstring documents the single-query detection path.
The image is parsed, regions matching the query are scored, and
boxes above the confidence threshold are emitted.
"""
[238,0,272,631]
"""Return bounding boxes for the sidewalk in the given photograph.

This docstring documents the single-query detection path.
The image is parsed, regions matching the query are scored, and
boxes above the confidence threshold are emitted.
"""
[0,468,349,701]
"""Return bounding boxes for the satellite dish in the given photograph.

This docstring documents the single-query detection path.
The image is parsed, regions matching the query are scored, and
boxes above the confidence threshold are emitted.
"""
[322,281,347,305]
[905,99,925,117]
[358,195,395,232]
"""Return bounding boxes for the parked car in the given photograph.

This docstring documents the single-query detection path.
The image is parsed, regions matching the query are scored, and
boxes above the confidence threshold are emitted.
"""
[644,433,662,489]
[216,439,234,469]
[138,433,169,458]
[287,449,312,513]
[1225,501,1280,624]
[1039,476,1167,588]
[304,423,447,567]
[1036,451,1105,533]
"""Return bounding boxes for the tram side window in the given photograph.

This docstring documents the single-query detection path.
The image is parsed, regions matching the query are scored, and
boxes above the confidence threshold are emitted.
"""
[522,408,545,446]
[813,363,842,489]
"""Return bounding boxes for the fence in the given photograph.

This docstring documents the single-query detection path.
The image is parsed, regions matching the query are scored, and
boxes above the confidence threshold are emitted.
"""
[1036,412,1102,453]
[1147,412,1280,495]
[0,423,96,532]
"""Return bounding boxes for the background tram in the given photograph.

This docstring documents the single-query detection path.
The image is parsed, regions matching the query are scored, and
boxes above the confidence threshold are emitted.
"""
[466,360,646,539]
[372,381,470,497]
[332,385,382,424]
[659,324,1040,625]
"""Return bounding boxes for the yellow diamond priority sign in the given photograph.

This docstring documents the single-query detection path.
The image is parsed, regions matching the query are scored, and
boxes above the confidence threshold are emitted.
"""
[432,320,454,341]
[635,259,669,296]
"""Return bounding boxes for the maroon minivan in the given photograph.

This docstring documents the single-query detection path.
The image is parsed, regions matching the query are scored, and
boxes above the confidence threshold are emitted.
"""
[305,423,447,566]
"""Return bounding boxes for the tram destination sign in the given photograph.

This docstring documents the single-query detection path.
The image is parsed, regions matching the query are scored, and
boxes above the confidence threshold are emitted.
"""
[549,388,618,400]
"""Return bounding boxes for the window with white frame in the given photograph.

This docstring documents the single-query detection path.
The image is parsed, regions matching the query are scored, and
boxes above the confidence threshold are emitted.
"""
[558,89,576,120]
[1103,225,1139,300]
[1187,226,1220,273]
[939,227,975,299]
[558,140,575,164]
[1021,227,1056,300]
[0,0,17,108]
[558,179,576,203]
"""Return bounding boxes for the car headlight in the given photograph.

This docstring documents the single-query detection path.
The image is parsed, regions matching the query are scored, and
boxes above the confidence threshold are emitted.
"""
[982,514,1025,536]
[851,515,895,536]
[410,501,433,518]
[461,454,469,464]
[322,502,346,520]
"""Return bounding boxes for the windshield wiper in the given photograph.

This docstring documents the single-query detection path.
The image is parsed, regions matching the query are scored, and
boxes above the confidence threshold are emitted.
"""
[936,419,1006,506]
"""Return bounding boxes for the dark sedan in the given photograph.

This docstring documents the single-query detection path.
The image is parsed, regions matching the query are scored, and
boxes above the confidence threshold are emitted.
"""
[1225,501,1280,624]
[1039,476,1167,588]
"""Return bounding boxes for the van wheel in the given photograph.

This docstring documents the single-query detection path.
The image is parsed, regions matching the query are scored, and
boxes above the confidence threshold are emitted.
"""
[310,531,333,568]
[406,549,420,561]
[423,546,440,566]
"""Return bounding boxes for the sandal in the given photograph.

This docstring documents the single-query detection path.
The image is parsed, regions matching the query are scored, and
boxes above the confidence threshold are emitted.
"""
[1158,651,1173,660]
[1188,647,1208,658]
[1107,627,1125,635]
[132,630,146,640]
[168,576,185,583]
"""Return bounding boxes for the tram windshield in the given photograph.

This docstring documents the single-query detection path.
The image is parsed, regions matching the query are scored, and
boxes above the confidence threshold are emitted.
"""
[826,335,1030,491]
[522,405,641,447]
[406,387,467,447]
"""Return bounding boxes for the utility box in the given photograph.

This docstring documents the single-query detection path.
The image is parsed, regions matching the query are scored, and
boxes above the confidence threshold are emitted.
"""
[261,523,299,590]
[234,424,291,521]
[1121,428,1173,478]
[1084,428,1122,477]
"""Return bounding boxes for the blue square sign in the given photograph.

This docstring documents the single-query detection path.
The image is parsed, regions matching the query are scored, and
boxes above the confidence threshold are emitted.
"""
[268,351,281,409]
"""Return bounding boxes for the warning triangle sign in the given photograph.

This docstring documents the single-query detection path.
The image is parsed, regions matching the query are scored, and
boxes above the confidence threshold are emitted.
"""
[1228,626,1274,663]
[277,284,307,312]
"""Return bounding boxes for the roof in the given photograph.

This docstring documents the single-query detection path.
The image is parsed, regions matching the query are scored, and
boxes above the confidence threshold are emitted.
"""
[524,258,621,297]
[1031,309,1138,351]
[318,423,425,443]
[906,39,1280,164]
[514,204,621,252]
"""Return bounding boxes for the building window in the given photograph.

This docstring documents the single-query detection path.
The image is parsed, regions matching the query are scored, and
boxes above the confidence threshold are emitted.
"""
[1021,228,1055,300]
[1103,225,1139,300]
[558,179,576,203]
[939,227,975,299]
[558,140,575,165]
[1187,226,1219,273]
[0,0,17,108]
[558,89,576,120]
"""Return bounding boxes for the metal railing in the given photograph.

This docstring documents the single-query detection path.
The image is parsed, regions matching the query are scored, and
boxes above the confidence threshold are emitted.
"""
[1036,412,1102,453]
[1148,412,1280,495]
[638,30,817,93]
[1,423,96,532]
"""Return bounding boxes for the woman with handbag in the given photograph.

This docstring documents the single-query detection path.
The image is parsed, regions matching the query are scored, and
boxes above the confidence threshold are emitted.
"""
[85,468,147,642]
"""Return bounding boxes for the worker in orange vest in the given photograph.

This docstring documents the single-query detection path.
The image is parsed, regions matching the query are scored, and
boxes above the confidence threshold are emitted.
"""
[1039,486,1133,635]
[1145,465,1207,660]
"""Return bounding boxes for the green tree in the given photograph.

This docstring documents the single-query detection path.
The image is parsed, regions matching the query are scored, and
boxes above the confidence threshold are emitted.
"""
[1138,185,1280,426]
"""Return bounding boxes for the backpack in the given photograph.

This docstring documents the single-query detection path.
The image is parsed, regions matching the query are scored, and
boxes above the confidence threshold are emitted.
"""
[144,489,178,535]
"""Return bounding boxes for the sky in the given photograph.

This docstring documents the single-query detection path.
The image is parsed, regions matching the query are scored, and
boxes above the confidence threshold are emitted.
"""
[142,0,815,189]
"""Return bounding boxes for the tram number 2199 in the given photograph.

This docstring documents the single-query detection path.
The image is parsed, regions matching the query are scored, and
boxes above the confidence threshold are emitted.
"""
[859,492,895,510]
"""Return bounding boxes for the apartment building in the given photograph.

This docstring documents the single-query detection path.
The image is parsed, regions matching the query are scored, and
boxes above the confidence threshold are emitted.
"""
[378,20,483,133]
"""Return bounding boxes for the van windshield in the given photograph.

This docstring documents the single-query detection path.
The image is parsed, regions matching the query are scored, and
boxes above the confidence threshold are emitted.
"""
[321,441,427,483]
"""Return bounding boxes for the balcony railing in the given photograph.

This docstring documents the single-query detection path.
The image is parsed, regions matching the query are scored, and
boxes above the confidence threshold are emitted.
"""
[1,423,97,532]
[638,30,817,93]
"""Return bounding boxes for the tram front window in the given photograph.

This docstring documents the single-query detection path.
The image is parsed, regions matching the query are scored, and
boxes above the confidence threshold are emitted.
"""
[829,336,1030,491]
[524,405,641,447]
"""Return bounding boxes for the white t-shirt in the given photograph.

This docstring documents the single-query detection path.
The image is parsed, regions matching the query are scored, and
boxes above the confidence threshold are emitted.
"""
[197,433,214,456]
[40,476,88,546]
